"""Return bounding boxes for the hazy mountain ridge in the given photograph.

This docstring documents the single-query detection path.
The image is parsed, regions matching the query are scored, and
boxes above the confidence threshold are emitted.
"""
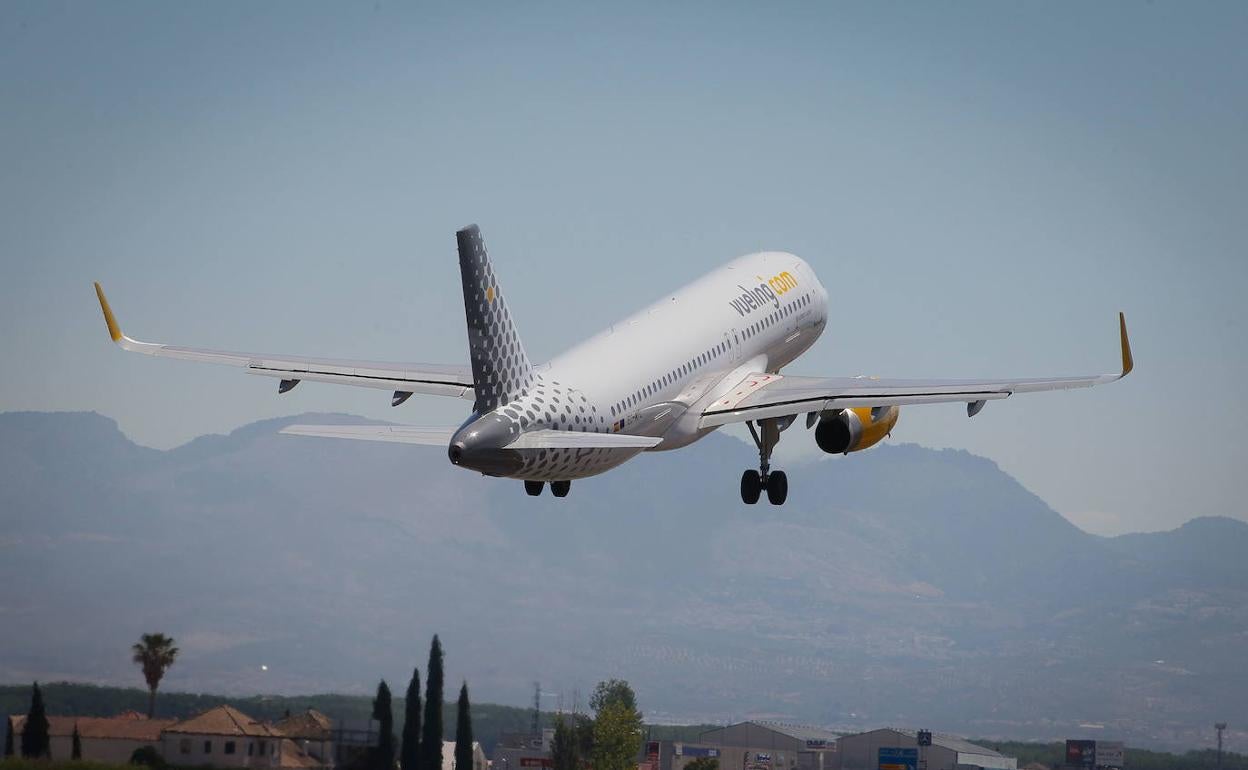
[1,410,1244,751]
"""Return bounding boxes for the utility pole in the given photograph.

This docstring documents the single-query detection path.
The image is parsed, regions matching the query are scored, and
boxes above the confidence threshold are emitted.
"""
[531,682,542,739]
[1215,723,1227,770]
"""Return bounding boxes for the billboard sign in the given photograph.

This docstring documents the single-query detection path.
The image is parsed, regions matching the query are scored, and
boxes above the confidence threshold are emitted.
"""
[1066,741,1096,769]
[879,748,918,770]
[1095,742,1124,769]
[676,746,720,759]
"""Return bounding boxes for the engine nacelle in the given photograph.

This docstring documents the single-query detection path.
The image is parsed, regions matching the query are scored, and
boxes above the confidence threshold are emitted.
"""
[814,406,899,454]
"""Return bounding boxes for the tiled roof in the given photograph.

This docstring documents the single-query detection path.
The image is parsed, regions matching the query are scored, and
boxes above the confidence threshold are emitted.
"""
[164,705,282,737]
[8,714,176,742]
[279,738,325,768]
[275,710,333,740]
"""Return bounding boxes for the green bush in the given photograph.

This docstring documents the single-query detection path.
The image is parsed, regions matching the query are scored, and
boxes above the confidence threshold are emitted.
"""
[128,747,165,770]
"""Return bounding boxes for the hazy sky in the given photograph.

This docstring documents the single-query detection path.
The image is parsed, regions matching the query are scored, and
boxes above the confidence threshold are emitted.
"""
[2,2,1244,536]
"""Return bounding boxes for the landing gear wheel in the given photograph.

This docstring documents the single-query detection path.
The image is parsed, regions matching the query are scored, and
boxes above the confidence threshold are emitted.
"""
[766,470,788,506]
[742,417,790,506]
[550,480,571,498]
[524,480,544,496]
[740,469,762,505]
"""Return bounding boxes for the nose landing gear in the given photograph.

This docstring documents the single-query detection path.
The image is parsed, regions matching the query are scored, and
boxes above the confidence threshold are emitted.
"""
[740,418,789,505]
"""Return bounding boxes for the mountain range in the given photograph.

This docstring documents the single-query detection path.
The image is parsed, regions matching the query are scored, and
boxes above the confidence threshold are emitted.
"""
[1,410,1244,752]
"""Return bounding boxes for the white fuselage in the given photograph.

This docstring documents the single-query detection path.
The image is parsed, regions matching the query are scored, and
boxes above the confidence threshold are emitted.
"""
[487,252,829,481]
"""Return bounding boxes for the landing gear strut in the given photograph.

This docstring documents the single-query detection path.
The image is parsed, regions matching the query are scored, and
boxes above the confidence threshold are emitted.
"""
[741,418,788,505]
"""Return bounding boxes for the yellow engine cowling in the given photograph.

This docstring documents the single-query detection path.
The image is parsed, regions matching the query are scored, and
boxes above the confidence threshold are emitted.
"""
[814,406,899,454]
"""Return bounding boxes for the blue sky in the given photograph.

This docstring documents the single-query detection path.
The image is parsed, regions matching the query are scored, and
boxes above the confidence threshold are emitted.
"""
[1,1,1244,535]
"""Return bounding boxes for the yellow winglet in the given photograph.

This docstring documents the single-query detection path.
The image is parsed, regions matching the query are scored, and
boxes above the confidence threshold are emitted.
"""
[94,282,123,342]
[1118,311,1133,377]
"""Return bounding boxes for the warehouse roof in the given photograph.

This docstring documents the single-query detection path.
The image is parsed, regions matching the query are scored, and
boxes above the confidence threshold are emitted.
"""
[877,729,1008,758]
[752,722,842,745]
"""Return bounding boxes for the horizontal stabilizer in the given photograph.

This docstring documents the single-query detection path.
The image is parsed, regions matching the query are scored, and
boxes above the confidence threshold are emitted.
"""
[280,425,457,445]
[505,430,661,449]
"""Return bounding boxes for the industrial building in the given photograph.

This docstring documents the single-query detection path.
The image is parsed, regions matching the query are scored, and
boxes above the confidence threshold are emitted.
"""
[836,728,1016,770]
[643,722,1015,770]
[697,722,843,770]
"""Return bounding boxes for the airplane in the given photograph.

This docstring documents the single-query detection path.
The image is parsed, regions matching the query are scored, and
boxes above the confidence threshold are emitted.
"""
[93,224,1133,505]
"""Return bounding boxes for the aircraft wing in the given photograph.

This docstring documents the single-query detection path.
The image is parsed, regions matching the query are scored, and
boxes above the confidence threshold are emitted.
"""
[281,425,459,445]
[700,313,1133,428]
[94,283,474,400]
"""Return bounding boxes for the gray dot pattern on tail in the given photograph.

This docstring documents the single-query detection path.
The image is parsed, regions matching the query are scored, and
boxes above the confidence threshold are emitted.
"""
[459,227,535,414]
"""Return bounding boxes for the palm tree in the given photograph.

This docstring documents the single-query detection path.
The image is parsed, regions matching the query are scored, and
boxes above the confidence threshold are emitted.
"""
[131,633,179,718]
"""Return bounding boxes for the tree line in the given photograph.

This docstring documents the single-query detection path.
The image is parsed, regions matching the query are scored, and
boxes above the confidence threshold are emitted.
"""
[362,635,478,770]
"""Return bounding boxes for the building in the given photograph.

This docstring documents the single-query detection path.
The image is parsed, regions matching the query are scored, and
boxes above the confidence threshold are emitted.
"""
[697,722,842,770]
[275,710,336,769]
[492,730,553,770]
[7,712,176,763]
[441,740,488,770]
[836,729,1016,770]
[161,705,287,768]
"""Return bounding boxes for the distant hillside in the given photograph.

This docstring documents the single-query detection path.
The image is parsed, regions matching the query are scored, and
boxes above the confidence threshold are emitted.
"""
[1,411,1245,752]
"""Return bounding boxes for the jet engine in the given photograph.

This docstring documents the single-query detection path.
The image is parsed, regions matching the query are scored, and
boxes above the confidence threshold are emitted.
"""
[814,406,899,454]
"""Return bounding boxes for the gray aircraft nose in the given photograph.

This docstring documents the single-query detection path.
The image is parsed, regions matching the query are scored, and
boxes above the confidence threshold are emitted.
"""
[448,413,523,477]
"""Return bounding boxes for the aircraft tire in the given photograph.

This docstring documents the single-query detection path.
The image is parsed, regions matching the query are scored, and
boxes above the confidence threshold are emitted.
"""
[766,470,788,505]
[551,480,571,498]
[524,480,544,496]
[740,470,762,505]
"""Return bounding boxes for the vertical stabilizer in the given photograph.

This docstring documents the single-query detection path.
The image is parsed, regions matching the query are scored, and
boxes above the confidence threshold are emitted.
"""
[456,224,535,413]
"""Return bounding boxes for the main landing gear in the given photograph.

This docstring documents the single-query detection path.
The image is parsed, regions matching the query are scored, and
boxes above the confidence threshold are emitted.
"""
[525,480,571,497]
[740,418,788,505]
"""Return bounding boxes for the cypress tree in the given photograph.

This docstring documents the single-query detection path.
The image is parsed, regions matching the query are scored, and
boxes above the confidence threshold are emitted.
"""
[21,682,50,759]
[72,722,83,760]
[372,680,396,770]
[418,636,444,770]
[400,668,422,770]
[453,683,473,770]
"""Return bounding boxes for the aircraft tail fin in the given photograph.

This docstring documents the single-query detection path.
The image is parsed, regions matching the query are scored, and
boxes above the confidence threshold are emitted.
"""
[456,224,534,413]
